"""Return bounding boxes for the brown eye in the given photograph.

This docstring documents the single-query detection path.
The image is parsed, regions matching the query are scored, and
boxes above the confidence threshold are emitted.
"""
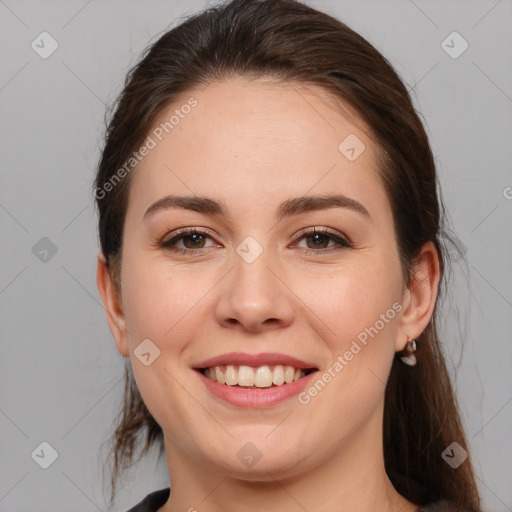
[305,232,331,249]
[293,227,352,254]
[181,233,207,249]
[159,229,218,253]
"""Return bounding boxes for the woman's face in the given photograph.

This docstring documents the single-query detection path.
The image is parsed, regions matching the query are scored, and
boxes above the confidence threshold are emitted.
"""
[107,78,415,478]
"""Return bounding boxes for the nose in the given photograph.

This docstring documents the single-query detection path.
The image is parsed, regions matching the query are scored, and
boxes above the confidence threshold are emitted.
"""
[214,249,295,333]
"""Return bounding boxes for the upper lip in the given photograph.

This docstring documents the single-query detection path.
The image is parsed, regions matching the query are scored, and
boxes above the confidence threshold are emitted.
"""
[194,352,318,370]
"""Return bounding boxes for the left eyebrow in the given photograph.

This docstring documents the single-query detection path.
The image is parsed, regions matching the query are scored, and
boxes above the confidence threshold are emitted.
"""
[143,193,372,222]
[276,194,372,222]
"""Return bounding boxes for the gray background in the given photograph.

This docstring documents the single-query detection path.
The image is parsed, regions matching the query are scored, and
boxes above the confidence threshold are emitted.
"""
[1,0,511,511]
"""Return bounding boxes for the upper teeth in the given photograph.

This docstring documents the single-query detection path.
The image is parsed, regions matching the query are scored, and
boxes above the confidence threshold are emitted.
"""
[203,365,306,387]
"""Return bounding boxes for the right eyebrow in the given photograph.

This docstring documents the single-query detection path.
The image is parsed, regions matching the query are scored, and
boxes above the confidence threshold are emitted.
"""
[143,195,227,220]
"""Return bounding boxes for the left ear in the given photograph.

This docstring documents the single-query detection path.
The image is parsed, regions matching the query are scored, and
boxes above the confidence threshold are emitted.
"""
[396,241,441,352]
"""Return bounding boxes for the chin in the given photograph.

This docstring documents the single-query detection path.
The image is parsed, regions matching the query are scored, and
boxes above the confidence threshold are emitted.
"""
[199,435,311,479]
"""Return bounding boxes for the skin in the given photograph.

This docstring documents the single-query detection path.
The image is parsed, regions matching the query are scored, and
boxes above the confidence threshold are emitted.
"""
[97,77,440,512]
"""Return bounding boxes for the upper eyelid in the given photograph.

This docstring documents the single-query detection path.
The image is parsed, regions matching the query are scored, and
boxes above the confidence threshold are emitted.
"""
[162,226,215,241]
[294,226,346,238]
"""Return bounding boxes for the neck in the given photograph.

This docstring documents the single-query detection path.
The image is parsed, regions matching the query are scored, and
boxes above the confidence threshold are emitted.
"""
[158,409,417,512]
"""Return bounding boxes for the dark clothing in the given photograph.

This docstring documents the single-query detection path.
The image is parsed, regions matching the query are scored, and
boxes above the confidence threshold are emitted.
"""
[125,487,467,512]
[125,488,169,512]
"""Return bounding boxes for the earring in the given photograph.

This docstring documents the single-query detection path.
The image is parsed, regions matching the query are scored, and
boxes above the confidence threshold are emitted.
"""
[400,339,417,366]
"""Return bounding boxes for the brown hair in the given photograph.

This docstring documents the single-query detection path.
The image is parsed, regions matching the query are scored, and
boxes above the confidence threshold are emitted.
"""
[94,0,480,509]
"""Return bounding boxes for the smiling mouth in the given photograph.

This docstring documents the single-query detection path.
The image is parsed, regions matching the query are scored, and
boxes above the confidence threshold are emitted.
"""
[196,364,318,389]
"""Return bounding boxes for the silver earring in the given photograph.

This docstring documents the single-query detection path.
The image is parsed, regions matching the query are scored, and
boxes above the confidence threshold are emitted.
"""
[400,339,417,366]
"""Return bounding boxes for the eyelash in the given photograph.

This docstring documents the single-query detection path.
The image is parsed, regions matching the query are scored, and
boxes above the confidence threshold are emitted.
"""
[157,227,352,256]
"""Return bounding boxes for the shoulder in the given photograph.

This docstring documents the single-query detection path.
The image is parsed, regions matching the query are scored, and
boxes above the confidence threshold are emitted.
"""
[418,501,480,512]
[125,488,170,512]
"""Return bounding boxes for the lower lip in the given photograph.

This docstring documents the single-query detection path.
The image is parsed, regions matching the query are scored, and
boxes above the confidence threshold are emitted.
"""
[195,369,318,408]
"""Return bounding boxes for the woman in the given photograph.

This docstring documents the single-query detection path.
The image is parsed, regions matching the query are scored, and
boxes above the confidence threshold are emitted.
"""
[94,0,481,510]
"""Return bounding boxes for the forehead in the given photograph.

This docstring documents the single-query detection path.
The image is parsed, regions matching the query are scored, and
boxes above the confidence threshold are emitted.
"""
[127,77,388,222]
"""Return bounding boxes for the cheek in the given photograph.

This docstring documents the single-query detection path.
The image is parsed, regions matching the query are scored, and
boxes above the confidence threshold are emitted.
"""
[120,253,216,351]
[292,266,401,434]
[295,260,402,350]
[121,259,213,434]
